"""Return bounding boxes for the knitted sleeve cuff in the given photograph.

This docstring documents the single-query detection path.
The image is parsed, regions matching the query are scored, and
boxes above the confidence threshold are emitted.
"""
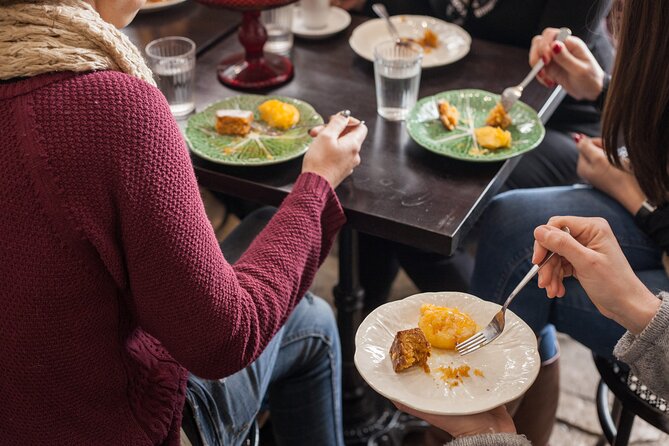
[614,292,669,366]
[447,433,531,446]
[292,172,346,240]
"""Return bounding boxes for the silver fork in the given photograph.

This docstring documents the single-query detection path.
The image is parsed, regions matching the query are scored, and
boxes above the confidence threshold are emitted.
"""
[500,27,572,111]
[456,227,571,356]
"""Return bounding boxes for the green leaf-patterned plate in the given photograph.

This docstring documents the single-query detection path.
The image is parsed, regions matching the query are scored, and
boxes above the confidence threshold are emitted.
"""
[185,95,324,166]
[406,89,545,162]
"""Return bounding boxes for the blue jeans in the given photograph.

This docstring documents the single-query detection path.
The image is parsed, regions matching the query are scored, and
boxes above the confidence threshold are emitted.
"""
[184,208,343,446]
[471,186,669,361]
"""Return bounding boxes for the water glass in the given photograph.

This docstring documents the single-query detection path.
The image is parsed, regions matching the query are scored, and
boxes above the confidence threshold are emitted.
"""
[374,41,423,121]
[262,5,294,56]
[300,0,329,30]
[145,36,196,117]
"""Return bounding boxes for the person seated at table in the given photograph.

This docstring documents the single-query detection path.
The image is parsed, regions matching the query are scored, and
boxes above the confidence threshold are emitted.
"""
[0,1,367,445]
[357,0,613,315]
[467,0,669,440]
[394,215,669,446]
[346,0,613,188]
[355,2,610,442]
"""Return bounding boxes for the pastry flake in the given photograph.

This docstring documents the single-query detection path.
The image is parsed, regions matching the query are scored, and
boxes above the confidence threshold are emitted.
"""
[437,100,459,131]
[215,109,253,136]
[486,102,512,129]
[390,327,431,373]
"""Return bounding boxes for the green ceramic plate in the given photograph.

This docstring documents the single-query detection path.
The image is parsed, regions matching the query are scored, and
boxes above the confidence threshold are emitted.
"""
[406,89,545,162]
[185,95,324,166]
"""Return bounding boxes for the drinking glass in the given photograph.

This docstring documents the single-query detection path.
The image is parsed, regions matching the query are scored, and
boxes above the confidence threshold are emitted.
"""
[261,5,294,56]
[373,41,423,121]
[300,0,329,30]
[145,36,196,117]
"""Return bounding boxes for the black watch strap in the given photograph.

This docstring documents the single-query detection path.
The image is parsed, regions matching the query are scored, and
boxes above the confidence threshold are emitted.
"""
[595,73,612,111]
[634,200,657,231]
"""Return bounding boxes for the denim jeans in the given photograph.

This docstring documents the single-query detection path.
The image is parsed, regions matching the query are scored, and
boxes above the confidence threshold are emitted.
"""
[184,207,343,446]
[471,185,669,361]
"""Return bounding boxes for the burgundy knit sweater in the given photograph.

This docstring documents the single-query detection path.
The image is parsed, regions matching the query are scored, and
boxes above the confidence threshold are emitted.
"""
[0,71,345,445]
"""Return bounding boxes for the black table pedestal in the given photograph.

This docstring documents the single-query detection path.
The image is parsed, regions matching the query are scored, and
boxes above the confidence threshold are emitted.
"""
[334,227,431,445]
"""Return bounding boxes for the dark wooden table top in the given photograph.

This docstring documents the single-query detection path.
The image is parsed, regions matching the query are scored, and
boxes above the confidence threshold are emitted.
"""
[189,15,564,255]
[124,1,241,55]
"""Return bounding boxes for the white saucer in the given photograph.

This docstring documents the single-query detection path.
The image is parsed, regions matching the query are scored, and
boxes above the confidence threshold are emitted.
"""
[292,6,352,40]
[349,15,471,68]
[139,0,188,13]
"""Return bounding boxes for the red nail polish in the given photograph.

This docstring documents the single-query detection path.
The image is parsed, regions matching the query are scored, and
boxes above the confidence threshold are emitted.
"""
[552,42,562,54]
[572,133,582,143]
[542,55,549,65]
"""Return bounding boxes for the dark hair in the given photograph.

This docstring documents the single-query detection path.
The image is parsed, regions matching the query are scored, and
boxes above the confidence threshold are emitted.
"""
[603,0,669,205]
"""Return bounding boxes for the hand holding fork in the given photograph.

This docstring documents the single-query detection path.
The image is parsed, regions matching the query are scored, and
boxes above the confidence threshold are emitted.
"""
[456,227,571,355]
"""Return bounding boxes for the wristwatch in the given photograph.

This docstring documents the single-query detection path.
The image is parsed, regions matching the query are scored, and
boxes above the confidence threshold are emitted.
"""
[595,73,612,111]
[635,199,658,231]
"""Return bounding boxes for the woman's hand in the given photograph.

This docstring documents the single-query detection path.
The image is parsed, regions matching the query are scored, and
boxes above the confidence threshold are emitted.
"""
[393,402,516,438]
[302,114,367,188]
[575,135,646,214]
[529,28,605,101]
[533,217,660,335]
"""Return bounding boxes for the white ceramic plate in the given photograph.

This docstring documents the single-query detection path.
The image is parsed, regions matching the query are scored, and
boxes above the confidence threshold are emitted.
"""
[140,0,188,12]
[292,6,351,40]
[355,292,540,415]
[349,15,471,68]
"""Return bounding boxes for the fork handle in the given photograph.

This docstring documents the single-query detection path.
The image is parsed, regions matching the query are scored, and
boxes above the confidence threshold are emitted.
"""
[518,27,572,91]
[500,251,555,311]
[519,60,545,91]
[500,225,570,311]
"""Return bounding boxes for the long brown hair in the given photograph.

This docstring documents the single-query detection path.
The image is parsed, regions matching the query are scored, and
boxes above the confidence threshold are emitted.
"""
[603,0,669,205]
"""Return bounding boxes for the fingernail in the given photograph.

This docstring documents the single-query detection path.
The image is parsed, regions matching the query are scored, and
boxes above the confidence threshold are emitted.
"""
[541,55,549,65]
[552,42,562,54]
[538,69,546,78]
[546,80,556,87]
[572,133,582,143]
[535,226,548,241]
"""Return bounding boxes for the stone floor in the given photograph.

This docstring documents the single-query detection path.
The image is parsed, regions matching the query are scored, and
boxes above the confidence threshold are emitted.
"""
[202,190,669,446]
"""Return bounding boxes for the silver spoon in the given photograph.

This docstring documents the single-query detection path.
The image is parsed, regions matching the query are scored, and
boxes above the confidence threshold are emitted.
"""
[500,27,571,111]
[371,3,411,46]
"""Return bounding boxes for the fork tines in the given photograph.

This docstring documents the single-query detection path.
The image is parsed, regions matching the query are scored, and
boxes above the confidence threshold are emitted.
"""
[455,332,488,356]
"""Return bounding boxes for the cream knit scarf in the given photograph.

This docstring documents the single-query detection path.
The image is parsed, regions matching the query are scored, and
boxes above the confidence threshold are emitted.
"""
[0,0,156,86]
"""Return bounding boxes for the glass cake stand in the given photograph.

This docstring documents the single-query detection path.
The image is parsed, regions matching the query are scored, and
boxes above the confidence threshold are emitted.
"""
[195,0,295,90]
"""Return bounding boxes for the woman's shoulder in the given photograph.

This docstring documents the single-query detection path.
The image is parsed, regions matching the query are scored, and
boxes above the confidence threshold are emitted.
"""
[35,70,177,145]
[52,70,168,117]
[31,70,184,168]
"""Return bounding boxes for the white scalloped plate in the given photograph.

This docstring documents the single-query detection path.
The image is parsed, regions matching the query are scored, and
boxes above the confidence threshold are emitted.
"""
[355,292,540,415]
[349,15,471,68]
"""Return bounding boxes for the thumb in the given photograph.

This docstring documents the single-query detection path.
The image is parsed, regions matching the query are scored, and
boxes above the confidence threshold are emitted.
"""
[550,40,586,74]
[534,225,591,269]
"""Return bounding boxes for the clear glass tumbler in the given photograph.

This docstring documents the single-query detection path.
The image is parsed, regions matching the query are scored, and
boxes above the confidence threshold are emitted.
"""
[261,5,294,56]
[145,36,196,117]
[374,41,423,121]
